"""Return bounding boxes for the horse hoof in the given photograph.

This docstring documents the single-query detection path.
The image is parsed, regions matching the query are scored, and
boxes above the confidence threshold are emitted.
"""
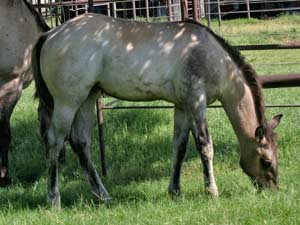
[47,195,61,209]
[0,177,12,187]
[205,186,219,197]
[168,186,181,197]
[102,196,113,206]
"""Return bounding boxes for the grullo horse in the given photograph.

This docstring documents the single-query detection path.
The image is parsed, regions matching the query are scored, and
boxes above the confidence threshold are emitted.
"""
[32,13,282,207]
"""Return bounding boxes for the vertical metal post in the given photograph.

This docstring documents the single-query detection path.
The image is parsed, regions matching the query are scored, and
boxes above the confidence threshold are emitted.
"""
[146,0,150,21]
[192,0,199,22]
[37,0,41,14]
[107,3,111,16]
[207,0,211,28]
[76,3,79,16]
[113,2,117,18]
[96,98,107,177]
[217,0,221,27]
[133,0,137,20]
[168,0,173,21]
[55,6,59,27]
[246,0,250,19]
[199,0,205,19]
[181,0,188,20]
[88,0,94,13]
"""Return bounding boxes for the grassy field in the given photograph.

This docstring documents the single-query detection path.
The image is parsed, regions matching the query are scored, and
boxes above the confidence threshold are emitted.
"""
[1,15,300,224]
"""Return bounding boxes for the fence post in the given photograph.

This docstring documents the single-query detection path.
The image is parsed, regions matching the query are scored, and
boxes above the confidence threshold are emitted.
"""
[54,6,59,27]
[132,0,137,20]
[181,0,188,20]
[193,0,199,22]
[207,0,211,28]
[217,0,221,26]
[107,3,111,16]
[112,2,117,18]
[88,0,94,13]
[96,97,107,177]
[37,0,41,14]
[168,0,173,21]
[146,0,150,21]
[246,0,250,19]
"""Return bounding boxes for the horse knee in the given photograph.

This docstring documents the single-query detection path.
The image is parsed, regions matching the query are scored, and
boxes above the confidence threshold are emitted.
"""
[201,144,214,160]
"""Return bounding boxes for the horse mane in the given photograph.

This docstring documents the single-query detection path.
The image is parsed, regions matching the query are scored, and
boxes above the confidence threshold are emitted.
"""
[184,19,267,126]
[22,0,50,32]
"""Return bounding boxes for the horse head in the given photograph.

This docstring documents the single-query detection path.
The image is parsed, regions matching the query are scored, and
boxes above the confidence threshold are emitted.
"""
[239,114,282,190]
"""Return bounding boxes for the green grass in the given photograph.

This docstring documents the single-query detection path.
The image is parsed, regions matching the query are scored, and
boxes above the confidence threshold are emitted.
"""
[2,15,300,224]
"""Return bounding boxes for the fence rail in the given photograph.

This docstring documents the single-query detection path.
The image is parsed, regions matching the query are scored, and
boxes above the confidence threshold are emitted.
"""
[236,44,300,51]
[30,0,300,28]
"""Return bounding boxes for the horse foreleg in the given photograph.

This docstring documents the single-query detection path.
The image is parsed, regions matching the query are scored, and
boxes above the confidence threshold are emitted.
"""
[69,92,110,203]
[0,78,22,187]
[168,107,190,196]
[0,119,11,187]
[192,120,218,197]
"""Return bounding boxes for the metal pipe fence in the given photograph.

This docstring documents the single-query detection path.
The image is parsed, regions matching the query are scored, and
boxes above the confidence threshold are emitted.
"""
[29,0,300,103]
[29,0,300,28]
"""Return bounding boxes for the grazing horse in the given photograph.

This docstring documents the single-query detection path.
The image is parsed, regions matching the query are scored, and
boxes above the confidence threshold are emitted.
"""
[0,0,49,186]
[32,13,282,207]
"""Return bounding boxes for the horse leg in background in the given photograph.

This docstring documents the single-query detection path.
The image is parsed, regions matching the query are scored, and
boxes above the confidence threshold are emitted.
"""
[45,102,78,208]
[0,77,22,187]
[168,107,190,195]
[192,118,219,197]
[69,90,110,203]
[96,97,107,177]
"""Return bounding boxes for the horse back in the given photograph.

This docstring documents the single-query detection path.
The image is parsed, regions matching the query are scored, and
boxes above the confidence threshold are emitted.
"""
[42,14,235,105]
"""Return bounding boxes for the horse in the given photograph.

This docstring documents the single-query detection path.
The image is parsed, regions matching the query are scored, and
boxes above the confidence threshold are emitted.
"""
[0,0,50,186]
[32,13,282,207]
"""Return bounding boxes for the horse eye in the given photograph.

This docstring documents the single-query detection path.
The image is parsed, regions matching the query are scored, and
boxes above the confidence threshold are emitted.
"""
[260,158,272,170]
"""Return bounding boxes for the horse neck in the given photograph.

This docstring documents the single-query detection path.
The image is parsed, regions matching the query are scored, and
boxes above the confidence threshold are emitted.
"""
[220,71,261,148]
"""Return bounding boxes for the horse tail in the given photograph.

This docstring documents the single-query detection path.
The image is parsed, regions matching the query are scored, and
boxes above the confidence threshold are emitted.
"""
[32,33,53,110]
[32,33,55,141]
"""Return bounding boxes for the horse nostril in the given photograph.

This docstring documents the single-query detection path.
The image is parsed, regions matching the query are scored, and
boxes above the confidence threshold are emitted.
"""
[260,158,272,170]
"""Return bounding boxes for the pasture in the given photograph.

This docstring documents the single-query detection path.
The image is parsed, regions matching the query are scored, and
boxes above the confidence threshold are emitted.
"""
[1,15,300,224]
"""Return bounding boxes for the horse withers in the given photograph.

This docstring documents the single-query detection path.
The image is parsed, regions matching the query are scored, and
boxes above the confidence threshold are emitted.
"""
[32,13,282,207]
[0,0,50,186]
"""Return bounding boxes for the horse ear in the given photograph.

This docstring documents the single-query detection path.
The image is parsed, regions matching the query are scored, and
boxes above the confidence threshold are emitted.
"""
[269,114,283,130]
[255,126,265,143]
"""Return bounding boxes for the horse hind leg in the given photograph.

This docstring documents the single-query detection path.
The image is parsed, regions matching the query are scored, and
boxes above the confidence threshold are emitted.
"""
[69,90,110,203]
[45,102,78,208]
[169,107,190,196]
